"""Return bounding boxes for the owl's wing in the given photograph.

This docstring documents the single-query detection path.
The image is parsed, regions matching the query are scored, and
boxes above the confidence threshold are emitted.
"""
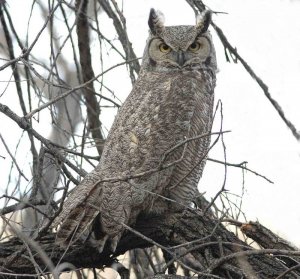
[52,166,104,245]
[54,71,202,250]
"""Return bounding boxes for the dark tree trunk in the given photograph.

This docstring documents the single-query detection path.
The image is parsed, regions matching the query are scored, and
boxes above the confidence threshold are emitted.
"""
[0,209,299,278]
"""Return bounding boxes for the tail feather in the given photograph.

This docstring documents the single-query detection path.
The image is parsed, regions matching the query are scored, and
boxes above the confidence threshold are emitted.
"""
[53,175,104,246]
[52,169,102,229]
[71,206,100,242]
[55,204,99,246]
[55,205,86,245]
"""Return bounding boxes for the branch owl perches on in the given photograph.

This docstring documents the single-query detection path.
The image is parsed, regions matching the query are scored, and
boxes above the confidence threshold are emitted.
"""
[53,8,217,254]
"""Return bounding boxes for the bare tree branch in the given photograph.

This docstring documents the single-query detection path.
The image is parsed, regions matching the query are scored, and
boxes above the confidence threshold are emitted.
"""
[0,1,60,71]
[75,0,104,155]
[211,22,300,141]
[0,197,46,216]
[0,103,87,178]
[0,210,299,278]
[99,0,140,83]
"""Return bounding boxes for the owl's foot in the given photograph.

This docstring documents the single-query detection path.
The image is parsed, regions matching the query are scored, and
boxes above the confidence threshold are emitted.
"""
[110,235,120,253]
[88,234,109,253]
[97,235,110,253]
[88,234,121,254]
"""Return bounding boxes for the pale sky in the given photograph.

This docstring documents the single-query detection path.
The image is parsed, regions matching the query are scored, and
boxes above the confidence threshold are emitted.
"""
[1,0,300,246]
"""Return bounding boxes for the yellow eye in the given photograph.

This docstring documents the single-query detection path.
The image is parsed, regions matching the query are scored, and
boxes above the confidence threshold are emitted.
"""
[188,42,201,52]
[159,43,171,53]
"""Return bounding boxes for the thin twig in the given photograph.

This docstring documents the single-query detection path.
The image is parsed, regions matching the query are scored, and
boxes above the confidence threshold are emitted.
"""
[204,101,227,214]
[276,263,300,279]
[0,133,29,181]
[209,249,300,272]
[0,1,61,71]
[25,58,140,119]
[207,158,273,184]
[99,0,140,84]
[0,196,46,216]
[0,103,87,177]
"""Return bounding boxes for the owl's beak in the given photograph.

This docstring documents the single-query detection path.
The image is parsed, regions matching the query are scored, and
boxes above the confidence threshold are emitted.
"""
[177,50,186,67]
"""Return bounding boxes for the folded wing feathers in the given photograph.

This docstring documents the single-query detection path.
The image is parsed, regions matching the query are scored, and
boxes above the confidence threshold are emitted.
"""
[53,171,102,244]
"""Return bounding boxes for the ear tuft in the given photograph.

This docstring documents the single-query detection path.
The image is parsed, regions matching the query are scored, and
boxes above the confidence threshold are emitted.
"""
[196,10,212,34]
[148,8,165,36]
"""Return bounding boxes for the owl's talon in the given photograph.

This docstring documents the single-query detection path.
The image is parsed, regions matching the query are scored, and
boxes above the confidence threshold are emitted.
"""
[97,244,105,254]
[88,234,109,254]
[98,235,109,253]
[110,236,119,253]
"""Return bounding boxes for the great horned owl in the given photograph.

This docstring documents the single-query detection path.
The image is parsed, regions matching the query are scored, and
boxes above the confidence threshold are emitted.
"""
[53,9,217,252]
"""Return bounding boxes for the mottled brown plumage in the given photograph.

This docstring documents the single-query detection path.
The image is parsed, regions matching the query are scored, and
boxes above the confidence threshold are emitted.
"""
[53,9,217,252]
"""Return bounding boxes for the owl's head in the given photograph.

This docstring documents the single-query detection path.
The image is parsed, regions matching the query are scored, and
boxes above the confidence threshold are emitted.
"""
[142,9,217,72]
